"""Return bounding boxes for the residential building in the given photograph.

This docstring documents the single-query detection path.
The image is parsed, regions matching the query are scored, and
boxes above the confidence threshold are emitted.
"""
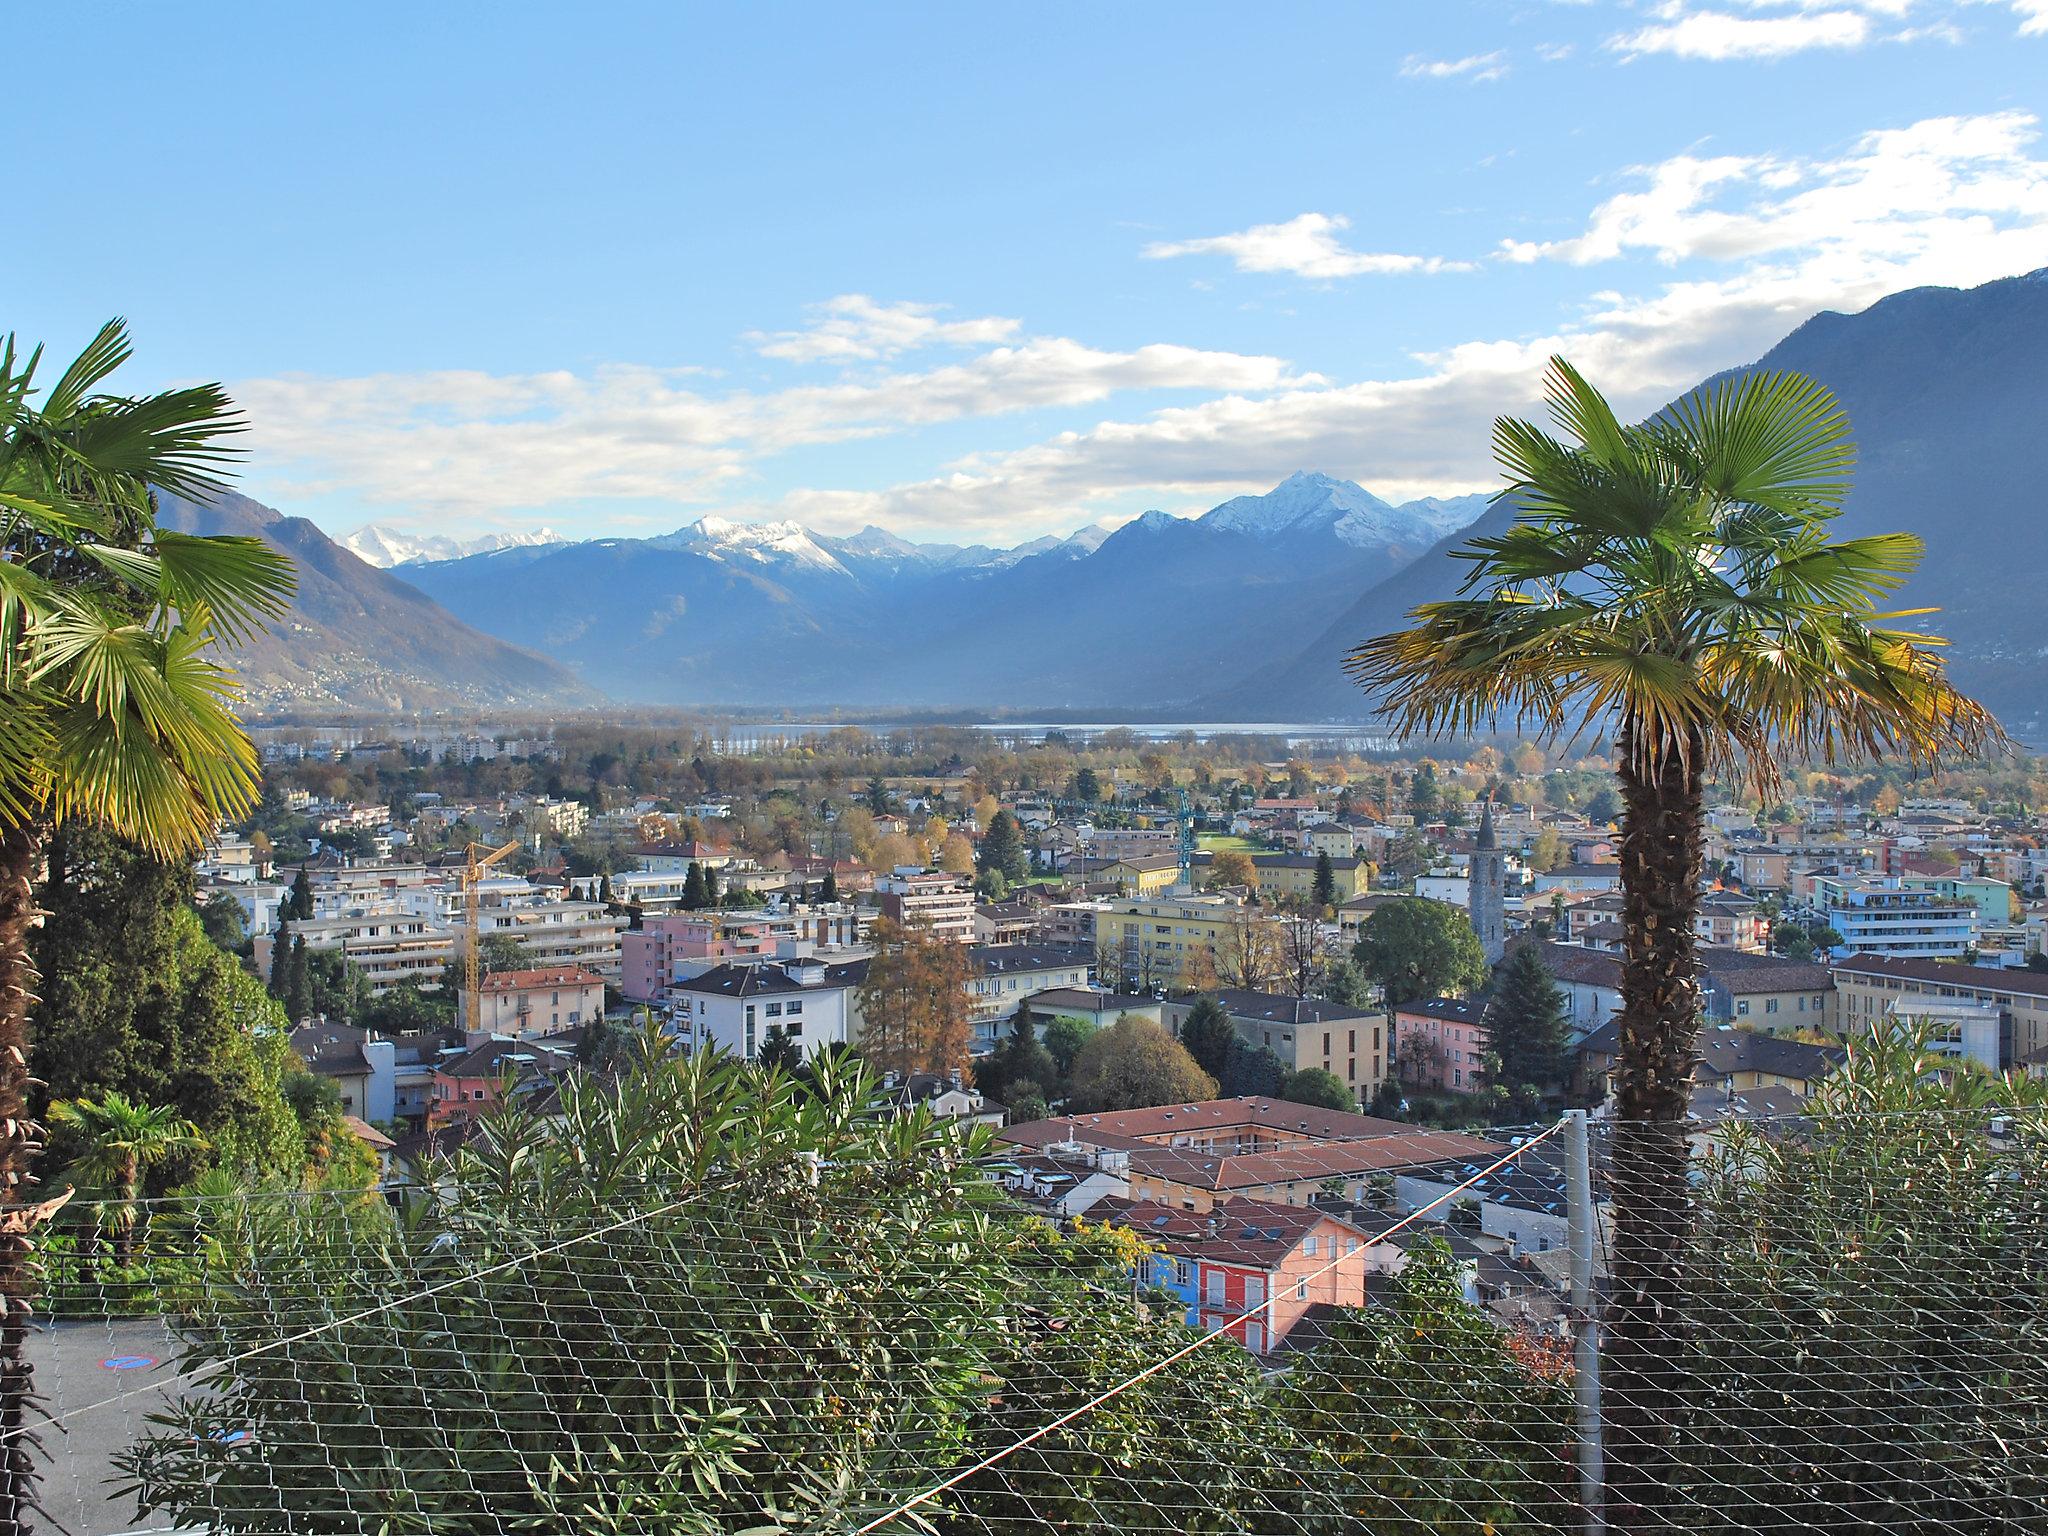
[428,1033,578,1128]
[1190,852,1369,904]
[261,910,452,995]
[1103,1196,1376,1355]
[1162,989,1386,1100]
[874,867,976,943]
[1095,892,1274,993]
[1695,892,1768,953]
[966,942,1094,1053]
[1829,953,2048,1067]
[1700,954,1834,1028]
[290,1023,397,1122]
[1065,852,1182,895]
[668,955,867,1062]
[1392,996,1492,1092]
[1899,872,2015,927]
[1805,873,1977,960]
[1533,865,1624,897]
[460,966,605,1038]
[1021,987,1164,1032]
[472,899,627,980]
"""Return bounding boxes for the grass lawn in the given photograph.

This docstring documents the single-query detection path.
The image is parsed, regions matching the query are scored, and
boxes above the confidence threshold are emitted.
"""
[1198,833,1262,853]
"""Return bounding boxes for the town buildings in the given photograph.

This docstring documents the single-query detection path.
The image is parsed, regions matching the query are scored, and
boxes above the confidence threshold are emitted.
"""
[999,1099,1494,1213]
[1162,989,1387,1100]
[460,966,606,1038]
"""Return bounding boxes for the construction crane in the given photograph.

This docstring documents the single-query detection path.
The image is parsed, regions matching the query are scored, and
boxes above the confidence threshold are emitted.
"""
[461,839,523,1036]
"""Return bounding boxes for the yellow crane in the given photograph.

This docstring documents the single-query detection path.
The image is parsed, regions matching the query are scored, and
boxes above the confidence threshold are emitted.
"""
[461,839,524,1036]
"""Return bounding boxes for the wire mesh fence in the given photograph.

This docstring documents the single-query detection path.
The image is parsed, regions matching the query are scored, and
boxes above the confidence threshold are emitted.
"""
[17,1038,2048,1536]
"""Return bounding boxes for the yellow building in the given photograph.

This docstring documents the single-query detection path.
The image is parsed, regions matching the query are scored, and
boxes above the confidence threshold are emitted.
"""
[1194,852,1369,903]
[1095,892,1275,991]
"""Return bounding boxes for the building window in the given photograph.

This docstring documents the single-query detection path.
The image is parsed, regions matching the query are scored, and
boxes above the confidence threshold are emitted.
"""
[1736,1000,1750,1016]
[1302,1235,1319,1258]
[1348,1030,1357,1052]
[1172,1259,1192,1286]
[765,1002,782,1017]
[1296,1279,1308,1301]
[1765,998,1779,1015]
[1205,1271,1225,1306]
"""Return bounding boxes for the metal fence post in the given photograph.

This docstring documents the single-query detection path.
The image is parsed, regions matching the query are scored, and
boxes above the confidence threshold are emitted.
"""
[1563,1108,1606,1535]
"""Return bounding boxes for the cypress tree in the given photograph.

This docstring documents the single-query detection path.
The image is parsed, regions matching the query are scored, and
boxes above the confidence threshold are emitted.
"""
[286,935,312,1023]
[682,862,707,909]
[1177,996,1239,1081]
[821,868,837,903]
[289,864,315,920]
[269,918,293,997]
[703,863,721,907]
[1312,850,1337,910]
[1482,944,1573,1092]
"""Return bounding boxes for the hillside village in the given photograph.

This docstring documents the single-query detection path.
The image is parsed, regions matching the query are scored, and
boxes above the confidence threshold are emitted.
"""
[193,722,2048,1359]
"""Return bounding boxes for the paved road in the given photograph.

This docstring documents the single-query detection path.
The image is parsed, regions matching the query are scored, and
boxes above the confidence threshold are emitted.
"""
[28,1316,185,1536]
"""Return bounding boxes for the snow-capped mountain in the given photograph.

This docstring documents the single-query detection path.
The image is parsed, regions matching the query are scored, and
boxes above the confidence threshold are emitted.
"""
[396,472,1494,708]
[343,524,563,568]
[1199,471,1480,550]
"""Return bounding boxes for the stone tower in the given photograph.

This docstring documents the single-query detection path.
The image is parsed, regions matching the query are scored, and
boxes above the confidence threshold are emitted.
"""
[1470,799,1506,963]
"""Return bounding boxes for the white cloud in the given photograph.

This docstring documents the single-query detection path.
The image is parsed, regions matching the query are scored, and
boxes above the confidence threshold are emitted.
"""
[735,111,2048,540]
[1610,8,1874,58]
[2005,0,2048,35]
[1142,213,1472,279]
[1500,110,2048,266]
[236,330,1309,521]
[748,294,1021,363]
[1399,50,1511,81]
[240,110,2048,547]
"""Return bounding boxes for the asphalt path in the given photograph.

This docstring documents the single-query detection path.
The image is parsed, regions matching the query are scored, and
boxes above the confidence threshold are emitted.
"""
[28,1316,187,1536]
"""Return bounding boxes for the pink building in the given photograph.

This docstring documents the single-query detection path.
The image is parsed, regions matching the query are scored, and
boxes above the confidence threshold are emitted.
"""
[621,913,775,1003]
[1103,1196,1373,1355]
[1394,995,1491,1092]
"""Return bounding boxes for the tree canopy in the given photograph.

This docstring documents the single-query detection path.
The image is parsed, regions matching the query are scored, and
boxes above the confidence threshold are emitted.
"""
[1069,1016,1217,1111]
[1352,898,1489,1009]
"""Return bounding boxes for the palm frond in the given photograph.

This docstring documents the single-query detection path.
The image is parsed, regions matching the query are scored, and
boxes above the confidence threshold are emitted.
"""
[65,383,246,499]
[41,319,135,422]
[1658,368,1853,516]
[149,530,295,641]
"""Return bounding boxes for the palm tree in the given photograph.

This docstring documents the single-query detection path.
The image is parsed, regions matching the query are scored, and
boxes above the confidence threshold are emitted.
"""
[47,1092,207,1266]
[0,320,289,1532]
[1347,357,2001,1527]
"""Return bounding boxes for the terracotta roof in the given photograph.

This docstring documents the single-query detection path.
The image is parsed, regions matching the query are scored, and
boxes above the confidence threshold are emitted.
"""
[475,966,605,993]
[999,1098,1497,1187]
[1091,1195,1370,1269]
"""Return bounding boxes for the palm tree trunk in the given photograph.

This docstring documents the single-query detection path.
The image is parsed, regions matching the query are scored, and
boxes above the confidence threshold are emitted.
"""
[0,822,47,1536]
[1604,723,1705,1532]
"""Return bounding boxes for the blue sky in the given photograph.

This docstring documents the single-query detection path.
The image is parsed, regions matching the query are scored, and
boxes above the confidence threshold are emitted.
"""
[12,1,2048,546]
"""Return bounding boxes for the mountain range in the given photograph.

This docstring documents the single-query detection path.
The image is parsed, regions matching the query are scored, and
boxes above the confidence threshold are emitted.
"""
[1211,267,2048,738]
[186,267,2048,732]
[393,474,1487,709]
[341,524,564,567]
[153,490,594,712]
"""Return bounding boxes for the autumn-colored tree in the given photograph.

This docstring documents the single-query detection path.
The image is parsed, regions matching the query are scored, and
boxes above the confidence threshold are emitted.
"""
[854,917,970,1079]
[937,833,977,876]
[1068,1016,1216,1111]
[1208,849,1258,891]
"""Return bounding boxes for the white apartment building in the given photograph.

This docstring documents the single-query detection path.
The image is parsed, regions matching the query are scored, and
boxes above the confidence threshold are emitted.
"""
[874,868,975,944]
[668,955,866,1061]
[1806,874,1978,960]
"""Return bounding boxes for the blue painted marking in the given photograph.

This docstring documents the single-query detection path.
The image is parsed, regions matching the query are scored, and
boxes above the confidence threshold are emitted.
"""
[100,1355,156,1371]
